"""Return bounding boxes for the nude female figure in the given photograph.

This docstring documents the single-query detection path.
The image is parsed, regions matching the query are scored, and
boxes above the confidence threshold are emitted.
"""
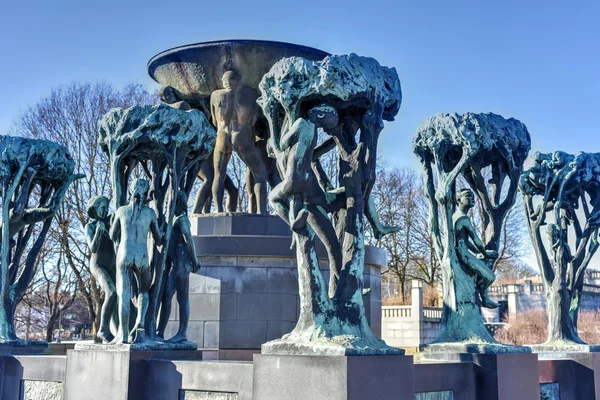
[85,196,117,343]
[453,189,499,309]
[109,178,162,343]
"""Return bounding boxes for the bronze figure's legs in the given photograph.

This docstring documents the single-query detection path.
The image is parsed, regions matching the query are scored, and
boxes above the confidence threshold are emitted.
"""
[212,132,233,213]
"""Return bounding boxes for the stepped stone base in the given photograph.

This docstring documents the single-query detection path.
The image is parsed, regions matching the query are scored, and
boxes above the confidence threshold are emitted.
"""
[64,349,201,400]
[417,353,540,400]
[539,352,600,400]
[164,214,385,358]
[252,354,414,400]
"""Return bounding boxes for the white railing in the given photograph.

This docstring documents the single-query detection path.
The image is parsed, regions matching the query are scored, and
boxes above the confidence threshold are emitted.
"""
[423,307,443,320]
[489,285,509,293]
[382,305,443,322]
[532,283,544,293]
[382,306,411,319]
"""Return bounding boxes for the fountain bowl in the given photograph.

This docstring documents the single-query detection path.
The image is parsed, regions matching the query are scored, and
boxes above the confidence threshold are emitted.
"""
[148,40,329,106]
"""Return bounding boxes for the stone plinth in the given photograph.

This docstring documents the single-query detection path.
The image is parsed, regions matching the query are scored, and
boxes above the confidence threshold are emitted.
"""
[63,349,201,400]
[0,354,66,400]
[418,353,540,400]
[252,354,413,400]
[414,362,476,400]
[538,352,600,400]
[163,214,385,360]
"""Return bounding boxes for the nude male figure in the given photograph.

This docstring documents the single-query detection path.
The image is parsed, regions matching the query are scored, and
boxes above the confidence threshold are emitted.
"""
[210,70,268,214]
[158,86,192,111]
[453,189,499,309]
[270,104,343,297]
[157,191,200,343]
[192,152,239,214]
[109,178,162,343]
[159,85,240,214]
[85,196,117,343]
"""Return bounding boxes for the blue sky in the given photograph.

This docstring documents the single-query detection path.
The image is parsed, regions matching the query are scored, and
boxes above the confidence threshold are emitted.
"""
[1,0,599,172]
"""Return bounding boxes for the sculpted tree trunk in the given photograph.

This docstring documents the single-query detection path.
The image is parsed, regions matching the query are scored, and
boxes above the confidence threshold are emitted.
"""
[520,151,600,348]
[258,54,403,355]
[413,113,530,350]
[0,136,82,345]
[98,104,215,347]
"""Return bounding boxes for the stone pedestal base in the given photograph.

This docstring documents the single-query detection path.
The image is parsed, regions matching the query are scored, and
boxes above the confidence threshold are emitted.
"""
[64,349,201,400]
[419,353,540,400]
[538,352,600,400]
[252,354,414,400]
[0,354,66,400]
[179,214,386,357]
[420,342,531,354]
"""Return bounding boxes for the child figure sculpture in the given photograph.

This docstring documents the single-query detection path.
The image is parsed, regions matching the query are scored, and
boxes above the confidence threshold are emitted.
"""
[157,191,200,343]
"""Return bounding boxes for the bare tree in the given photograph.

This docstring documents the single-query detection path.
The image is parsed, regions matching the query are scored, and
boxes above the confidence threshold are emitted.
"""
[40,248,78,342]
[367,167,437,301]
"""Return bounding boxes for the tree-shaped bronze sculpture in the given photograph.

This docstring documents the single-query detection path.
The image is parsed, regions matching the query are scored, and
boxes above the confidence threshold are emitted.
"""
[257,54,402,355]
[413,113,531,352]
[97,104,215,348]
[520,151,600,350]
[0,136,83,345]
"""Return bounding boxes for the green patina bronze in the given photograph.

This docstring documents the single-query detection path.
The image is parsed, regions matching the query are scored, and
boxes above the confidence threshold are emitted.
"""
[0,135,83,345]
[257,54,403,355]
[413,113,531,353]
[95,104,215,349]
[520,151,600,350]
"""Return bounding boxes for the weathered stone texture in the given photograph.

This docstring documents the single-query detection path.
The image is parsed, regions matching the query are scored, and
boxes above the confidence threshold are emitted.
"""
[179,390,238,400]
[21,380,63,400]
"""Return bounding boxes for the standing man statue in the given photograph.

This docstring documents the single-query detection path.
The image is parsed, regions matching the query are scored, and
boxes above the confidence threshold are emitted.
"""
[157,191,200,343]
[159,85,239,215]
[453,189,499,309]
[109,178,162,344]
[210,70,269,214]
[85,196,117,343]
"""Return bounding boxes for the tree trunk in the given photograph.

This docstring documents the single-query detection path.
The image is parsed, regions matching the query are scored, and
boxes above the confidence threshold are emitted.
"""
[46,313,59,343]
[545,279,582,344]
[437,257,495,343]
[0,294,18,342]
[437,201,495,344]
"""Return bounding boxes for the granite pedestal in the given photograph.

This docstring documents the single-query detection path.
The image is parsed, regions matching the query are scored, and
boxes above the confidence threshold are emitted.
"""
[538,352,600,400]
[252,354,414,400]
[0,354,66,400]
[64,348,201,400]
[418,353,540,400]
[165,214,386,360]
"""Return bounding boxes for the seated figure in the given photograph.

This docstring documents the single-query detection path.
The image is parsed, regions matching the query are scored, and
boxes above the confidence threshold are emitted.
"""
[452,189,499,309]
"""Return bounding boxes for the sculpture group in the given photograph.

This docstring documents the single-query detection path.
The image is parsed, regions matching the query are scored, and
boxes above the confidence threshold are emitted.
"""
[1,40,599,355]
[413,113,532,351]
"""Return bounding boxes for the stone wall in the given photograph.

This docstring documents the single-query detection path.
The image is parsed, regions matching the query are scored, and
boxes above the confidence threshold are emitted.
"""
[382,276,600,348]
[487,280,600,322]
[164,215,385,359]
[381,281,441,348]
